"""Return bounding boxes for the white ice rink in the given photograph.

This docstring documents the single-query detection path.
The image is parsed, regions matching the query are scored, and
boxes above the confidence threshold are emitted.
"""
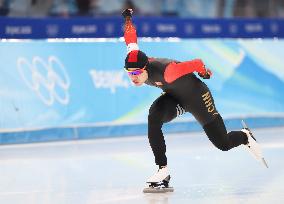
[0,127,284,204]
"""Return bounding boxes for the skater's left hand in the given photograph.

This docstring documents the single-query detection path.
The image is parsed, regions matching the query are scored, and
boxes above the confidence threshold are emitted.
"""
[198,68,212,79]
[122,8,133,18]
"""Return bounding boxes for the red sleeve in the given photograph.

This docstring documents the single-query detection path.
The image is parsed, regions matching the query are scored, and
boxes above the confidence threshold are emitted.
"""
[124,19,137,45]
[164,59,206,83]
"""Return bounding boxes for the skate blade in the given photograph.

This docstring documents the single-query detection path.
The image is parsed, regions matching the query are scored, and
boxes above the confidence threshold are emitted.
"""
[143,187,174,193]
[241,120,248,129]
[242,120,268,168]
[245,146,268,168]
[244,145,261,161]
[262,158,269,168]
[247,149,269,168]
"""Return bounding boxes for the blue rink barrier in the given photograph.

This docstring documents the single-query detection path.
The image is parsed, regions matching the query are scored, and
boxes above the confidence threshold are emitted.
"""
[1,116,284,144]
[1,17,284,39]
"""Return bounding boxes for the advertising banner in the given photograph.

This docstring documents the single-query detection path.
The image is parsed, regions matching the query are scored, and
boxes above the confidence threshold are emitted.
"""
[1,17,284,39]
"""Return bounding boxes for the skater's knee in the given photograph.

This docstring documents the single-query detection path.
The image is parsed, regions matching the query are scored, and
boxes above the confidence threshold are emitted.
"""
[203,118,232,151]
[211,138,231,151]
[215,144,230,151]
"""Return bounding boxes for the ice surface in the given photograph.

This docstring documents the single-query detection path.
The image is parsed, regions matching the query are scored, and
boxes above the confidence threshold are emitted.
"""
[0,127,284,204]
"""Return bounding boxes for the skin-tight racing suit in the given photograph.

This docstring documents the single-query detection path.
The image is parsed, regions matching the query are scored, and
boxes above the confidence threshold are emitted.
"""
[124,17,248,166]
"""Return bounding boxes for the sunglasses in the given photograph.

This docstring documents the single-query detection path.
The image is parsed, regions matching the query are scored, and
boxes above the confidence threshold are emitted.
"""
[125,68,145,76]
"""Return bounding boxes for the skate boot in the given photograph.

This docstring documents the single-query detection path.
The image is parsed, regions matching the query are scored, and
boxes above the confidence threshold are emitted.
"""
[143,166,174,193]
[241,120,268,168]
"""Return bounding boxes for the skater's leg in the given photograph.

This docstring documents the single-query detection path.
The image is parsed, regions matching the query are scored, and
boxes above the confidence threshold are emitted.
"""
[148,93,181,166]
[203,114,248,151]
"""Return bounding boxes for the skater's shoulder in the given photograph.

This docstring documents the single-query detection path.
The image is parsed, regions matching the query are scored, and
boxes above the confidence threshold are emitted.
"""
[149,57,177,65]
[147,58,177,72]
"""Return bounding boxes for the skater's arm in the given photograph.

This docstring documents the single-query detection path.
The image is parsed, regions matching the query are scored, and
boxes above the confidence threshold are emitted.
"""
[122,9,139,53]
[164,59,212,83]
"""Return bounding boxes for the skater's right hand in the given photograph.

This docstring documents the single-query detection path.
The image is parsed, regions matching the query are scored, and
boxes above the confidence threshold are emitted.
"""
[122,8,133,19]
[198,68,212,79]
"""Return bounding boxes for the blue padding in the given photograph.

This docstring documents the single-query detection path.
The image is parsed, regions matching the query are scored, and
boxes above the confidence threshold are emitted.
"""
[1,117,284,145]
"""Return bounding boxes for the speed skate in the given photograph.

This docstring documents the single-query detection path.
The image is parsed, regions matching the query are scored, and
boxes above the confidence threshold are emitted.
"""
[241,120,268,168]
[143,166,174,193]
[143,175,174,193]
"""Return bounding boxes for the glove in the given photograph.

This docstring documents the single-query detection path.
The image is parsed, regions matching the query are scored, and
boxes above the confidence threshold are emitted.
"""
[198,68,212,79]
[122,8,133,18]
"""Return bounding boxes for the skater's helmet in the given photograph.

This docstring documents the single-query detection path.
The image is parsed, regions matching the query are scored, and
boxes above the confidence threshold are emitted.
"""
[125,50,148,69]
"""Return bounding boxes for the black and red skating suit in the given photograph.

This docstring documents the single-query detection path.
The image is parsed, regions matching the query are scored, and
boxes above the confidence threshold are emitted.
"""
[123,17,247,167]
[145,58,218,126]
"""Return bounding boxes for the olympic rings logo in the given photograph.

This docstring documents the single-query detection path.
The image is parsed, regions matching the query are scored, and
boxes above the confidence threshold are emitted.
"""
[17,56,71,106]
